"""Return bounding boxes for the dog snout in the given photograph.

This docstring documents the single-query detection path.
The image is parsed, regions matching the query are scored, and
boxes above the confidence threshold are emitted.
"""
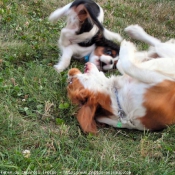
[101,60,113,67]
[109,60,113,65]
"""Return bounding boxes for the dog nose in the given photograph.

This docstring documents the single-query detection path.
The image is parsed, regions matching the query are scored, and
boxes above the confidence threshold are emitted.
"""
[109,60,113,64]
[101,62,107,67]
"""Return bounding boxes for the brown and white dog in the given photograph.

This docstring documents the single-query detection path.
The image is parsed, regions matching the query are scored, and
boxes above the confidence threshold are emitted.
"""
[49,0,122,72]
[67,25,175,134]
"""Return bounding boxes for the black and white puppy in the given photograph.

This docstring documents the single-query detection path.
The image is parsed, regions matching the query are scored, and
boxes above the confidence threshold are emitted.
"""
[49,0,122,72]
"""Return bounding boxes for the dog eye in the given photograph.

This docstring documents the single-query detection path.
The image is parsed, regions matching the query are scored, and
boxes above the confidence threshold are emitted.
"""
[104,49,112,56]
[80,97,88,105]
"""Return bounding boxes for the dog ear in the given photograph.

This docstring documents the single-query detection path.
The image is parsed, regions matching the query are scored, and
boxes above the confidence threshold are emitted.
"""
[75,5,88,22]
[77,104,98,134]
[78,9,88,22]
[67,82,98,134]
[67,79,86,104]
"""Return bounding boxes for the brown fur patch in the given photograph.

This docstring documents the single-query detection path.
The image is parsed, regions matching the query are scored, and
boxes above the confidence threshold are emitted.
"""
[67,75,113,134]
[95,47,118,58]
[94,47,104,57]
[112,50,118,58]
[111,50,117,58]
[140,80,175,130]
[73,4,89,22]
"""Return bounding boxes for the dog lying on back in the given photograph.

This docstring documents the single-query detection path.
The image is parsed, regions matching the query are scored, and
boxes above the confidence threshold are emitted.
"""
[49,0,122,72]
[67,25,175,134]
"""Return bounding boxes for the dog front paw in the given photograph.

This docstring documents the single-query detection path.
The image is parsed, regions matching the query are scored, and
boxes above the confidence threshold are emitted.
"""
[54,64,64,73]
[124,24,146,40]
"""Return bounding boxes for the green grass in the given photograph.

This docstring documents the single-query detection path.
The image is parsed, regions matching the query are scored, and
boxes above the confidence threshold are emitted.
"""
[0,0,175,174]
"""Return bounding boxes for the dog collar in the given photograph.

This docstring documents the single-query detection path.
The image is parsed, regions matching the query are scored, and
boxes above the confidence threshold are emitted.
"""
[115,88,126,128]
[115,88,126,119]
[84,54,90,62]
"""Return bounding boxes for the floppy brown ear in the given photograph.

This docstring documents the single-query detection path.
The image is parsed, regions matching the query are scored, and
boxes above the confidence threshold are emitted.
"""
[77,104,98,134]
[67,81,98,134]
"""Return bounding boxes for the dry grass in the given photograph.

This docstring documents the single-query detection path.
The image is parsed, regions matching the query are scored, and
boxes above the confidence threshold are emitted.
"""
[0,0,175,174]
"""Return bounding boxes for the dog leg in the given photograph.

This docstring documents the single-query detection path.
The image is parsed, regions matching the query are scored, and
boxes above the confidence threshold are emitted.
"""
[96,117,120,127]
[49,2,72,23]
[125,25,175,61]
[96,116,136,129]
[89,53,101,70]
[54,47,73,73]
[69,25,99,44]
[154,42,175,58]
[60,28,79,47]
[103,28,123,42]
[119,40,169,84]
[125,25,161,46]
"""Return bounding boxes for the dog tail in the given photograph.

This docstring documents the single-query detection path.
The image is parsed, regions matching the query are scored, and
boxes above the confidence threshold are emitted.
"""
[103,28,123,42]
[48,2,72,23]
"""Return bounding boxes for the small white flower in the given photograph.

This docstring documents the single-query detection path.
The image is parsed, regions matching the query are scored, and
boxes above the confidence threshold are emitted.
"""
[22,150,31,158]
[25,21,29,27]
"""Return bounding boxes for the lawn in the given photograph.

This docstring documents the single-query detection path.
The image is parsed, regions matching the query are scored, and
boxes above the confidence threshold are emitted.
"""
[0,0,175,174]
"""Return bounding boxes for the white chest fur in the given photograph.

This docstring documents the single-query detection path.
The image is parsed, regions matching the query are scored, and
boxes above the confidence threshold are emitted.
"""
[112,75,151,130]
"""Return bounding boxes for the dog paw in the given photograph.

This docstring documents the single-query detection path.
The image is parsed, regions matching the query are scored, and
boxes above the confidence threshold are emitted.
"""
[54,64,64,73]
[124,24,146,40]
[166,39,175,44]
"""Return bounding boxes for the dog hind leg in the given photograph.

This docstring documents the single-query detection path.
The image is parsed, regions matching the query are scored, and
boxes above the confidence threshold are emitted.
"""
[155,43,175,58]
[96,116,136,129]
[103,28,123,42]
[54,47,73,73]
[119,40,169,84]
[125,25,161,46]
[49,2,73,23]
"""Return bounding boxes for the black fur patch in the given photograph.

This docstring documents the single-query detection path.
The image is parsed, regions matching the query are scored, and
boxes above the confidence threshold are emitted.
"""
[78,31,100,47]
[95,36,120,53]
[71,0,120,57]
[76,18,93,34]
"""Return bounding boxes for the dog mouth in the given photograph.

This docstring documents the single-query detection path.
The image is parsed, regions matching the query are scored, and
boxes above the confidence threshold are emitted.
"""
[84,62,93,73]
[101,61,107,68]
[84,64,89,73]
